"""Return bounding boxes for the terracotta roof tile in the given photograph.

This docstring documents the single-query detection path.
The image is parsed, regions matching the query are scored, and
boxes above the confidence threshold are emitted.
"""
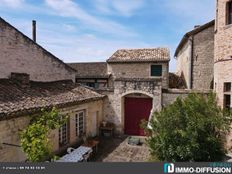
[67,62,109,78]
[0,79,104,120]
[107,48,170,63]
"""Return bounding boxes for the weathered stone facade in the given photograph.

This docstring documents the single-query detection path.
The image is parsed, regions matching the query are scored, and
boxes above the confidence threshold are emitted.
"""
[214,0,232,149]
[102,49,170,134]
[108,62,169,89]
[0,18,76,82]
[214,0,232,107]
[192,24,214,90]
[0,17,105,162]
[162,89,210,107]
[0,100,103,162]
[102,78,162,133]
[176,42,192,88]
[175,21,215,90]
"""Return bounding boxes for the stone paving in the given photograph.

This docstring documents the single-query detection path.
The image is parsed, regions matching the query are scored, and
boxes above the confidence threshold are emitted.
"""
[93,136,150,162]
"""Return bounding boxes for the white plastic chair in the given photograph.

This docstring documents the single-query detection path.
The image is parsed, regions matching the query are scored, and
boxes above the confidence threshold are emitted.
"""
[67,147,75,154]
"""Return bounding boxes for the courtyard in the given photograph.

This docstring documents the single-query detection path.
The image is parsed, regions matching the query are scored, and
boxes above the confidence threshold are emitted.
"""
[93,136,150,162]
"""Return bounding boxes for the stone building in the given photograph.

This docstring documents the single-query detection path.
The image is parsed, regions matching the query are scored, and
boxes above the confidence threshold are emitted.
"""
[71,48,171,135]
[0,18,105,162]
[0,18,76,82]
[214,0,232,109]
[105,48,170,135]
[175,20,215,90]
[70,48,211,136]
[68,62,111,90]
[0,76,104,162]
[214,0,232,148]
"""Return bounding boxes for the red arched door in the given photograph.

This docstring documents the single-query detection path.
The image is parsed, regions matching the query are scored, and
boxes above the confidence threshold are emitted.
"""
[124,97,152,135]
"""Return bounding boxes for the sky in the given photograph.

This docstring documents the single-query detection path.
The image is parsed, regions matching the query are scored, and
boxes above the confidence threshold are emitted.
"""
[0,0,215,72]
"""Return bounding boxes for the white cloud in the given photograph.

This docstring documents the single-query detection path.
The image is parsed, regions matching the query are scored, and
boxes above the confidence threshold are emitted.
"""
[1,0,24,8]
[95,0,144,17]
[39,32,150,63]
[152,0,214,22]
[62,24,76,32]
[94,0,111,14]
[44,0,137,37]
[111,0,144,17]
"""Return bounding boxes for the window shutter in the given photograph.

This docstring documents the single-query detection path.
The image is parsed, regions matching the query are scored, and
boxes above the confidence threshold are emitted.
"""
[151,65,162,76]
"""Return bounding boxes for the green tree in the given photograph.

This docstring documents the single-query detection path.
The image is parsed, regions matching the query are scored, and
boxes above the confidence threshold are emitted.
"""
[20,107,67,162]
[146,93,232,162]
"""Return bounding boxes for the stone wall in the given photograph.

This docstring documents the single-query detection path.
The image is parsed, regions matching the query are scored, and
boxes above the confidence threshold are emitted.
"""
[214,0,232,107]
[0,18,75,82]
[0,99,103,162]
[176,25,214,90]
[162,89,190,107]
[0,116,29,162]
[162,89,210,107]
[214,61,232,106]
[107,62,169,89]
[176,41,191,89]
[101,79,162,134]
[192,25,214,90]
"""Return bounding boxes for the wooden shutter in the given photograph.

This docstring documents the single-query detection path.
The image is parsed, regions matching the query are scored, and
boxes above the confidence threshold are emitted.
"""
[151,65,162,76]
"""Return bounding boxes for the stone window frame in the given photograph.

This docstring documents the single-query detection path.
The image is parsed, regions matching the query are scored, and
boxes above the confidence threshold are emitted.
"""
[226,0,232,25]
[150,64,163,78]
[223,82,232,109]
[224,82,231,92]
[75,110,86,138]
[224,94,231,109]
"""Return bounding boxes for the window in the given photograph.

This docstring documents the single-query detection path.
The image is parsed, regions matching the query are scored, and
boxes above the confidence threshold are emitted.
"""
[76,111,85,137]
[224,94,231,109]
[150,65,162,77]
[86,82,99,89]
[86,82,95,88]
[226,1,232,25]
[59,122,68,146]
[224,82,231,92]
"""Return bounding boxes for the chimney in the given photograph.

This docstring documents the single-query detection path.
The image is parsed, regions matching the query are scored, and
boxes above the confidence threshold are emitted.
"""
[11,72,30,88]
[32,20,36,42]
[194,25,201,29]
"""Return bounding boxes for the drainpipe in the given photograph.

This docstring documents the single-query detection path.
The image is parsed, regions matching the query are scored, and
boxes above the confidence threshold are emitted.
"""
[188,36,193,89]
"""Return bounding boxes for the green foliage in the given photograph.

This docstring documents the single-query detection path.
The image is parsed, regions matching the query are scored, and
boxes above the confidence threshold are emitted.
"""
[20,107,67,162]
[147,93,232,162]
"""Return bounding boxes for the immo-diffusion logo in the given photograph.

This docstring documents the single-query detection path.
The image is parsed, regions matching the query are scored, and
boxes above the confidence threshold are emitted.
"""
[164,163,175,173]
[163,163,232,173]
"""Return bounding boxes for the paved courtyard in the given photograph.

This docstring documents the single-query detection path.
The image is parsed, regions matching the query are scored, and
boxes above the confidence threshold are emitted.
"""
[93,136,150,162]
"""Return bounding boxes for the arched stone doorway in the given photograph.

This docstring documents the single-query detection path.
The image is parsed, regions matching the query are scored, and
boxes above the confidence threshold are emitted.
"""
[122,92,153,136]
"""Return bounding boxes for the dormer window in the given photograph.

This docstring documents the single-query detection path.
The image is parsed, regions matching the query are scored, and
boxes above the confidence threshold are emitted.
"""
[151,65,162,77]
[226,1,232,25]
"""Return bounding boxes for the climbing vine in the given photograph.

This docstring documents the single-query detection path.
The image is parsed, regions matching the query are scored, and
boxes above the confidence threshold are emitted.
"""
[20,107,67,162]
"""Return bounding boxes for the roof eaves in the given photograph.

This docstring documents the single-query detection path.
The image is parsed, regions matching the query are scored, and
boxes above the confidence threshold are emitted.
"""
[174,20,215,57]
[106,59,170,63]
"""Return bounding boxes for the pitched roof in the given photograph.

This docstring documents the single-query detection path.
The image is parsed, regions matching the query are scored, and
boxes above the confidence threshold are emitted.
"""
[0,17,76,73]
[0,79,104,120]
[67,62,109,78]
[174,20,215,57]
[107,48,170,63]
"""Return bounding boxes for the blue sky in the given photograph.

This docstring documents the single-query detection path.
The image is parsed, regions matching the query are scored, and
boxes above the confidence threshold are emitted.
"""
[0,0,215,72]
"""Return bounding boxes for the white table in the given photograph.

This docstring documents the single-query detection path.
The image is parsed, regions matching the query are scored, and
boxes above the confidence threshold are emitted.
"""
[56,146,92,162]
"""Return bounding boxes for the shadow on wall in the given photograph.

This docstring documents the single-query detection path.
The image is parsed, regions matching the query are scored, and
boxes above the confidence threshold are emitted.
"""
[102,93,121,133]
